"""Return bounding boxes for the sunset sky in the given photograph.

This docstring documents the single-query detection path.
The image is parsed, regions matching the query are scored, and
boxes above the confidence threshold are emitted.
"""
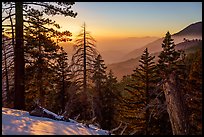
[47,2,202,40]
[2,2,202,57]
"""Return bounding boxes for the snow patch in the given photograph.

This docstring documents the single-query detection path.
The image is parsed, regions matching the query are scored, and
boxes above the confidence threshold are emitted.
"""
[2,107,109,135]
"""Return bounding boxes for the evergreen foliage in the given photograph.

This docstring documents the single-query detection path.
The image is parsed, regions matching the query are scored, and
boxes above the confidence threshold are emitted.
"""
[158,31,189,135]
[184,50,202,135]
[1,3,202,135]
[54,47,71,114]
[158,31,181,76]
[2,2,77,110]
[2,35,15,108]
[116,48,162,135]
[91,54,107,125]
[23,10,72,113]
[101,70,118,130]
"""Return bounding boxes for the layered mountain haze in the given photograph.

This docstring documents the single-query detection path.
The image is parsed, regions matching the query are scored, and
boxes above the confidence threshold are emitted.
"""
[109,40,202,80]
[107,21,202,80]
[122,21,202,61]
[98,36,159,64]
[175,39,202,51]
[59,21,202,80]
[61,36,159,64]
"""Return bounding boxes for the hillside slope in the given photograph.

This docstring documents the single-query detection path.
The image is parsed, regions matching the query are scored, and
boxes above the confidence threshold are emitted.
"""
[108,40,202,80]
[174,21,202,36]
[96,36,159,64]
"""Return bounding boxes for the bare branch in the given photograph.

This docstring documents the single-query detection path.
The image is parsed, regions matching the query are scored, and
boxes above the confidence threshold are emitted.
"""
[110,121,123,133]
[120,123,128,135]
[2,14,15,22]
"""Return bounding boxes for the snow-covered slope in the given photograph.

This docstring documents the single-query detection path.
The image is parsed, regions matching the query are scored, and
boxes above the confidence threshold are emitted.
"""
[2,107,109,135]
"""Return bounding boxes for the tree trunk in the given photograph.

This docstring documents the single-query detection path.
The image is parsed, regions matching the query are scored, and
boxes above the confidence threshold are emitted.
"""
[94,82,102,125]
[38,61,44,107]
[163,72,188,135]
[83,23,87,96]
[29,104,69,121]
[145,71,149,135]
[37,18,45,107]
[14,2,25,110]
[83,23,90,120]
[61,71,65,112]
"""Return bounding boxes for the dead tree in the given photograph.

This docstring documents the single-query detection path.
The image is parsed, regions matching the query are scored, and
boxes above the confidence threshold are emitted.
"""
[162,72,188,135]
[69,23,98,120]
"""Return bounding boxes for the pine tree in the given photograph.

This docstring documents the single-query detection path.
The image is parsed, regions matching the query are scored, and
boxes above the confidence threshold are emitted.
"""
[2,2,77,110]
[117,48,161,135]
[23,11,72,111]
[2,3,15,106]
[24,13,55,108]
[14,2,25,110]
[136,48,162,135]
[54,47,71,114]
[101,70,118,130]
[157,31,189,135]
[2,35,15,108]
[158,31,180,75]
[91,54,107,126]
[112,74,135,135]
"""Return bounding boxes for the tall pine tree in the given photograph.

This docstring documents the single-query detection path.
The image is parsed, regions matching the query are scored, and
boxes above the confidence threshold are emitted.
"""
[91,54,107,127]
[157,31,189,135]
[2,35,15,108]
[2,2,77,110]
[23,10,72,111]
[118,48,160,135]
[54,47,71,114]
[101,70,118,130]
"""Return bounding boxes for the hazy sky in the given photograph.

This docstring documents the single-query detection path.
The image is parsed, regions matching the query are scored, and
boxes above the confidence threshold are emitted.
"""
[50,2,202,39]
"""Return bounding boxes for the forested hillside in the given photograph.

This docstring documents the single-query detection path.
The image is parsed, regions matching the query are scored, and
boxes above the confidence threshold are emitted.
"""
[2,2,202,135]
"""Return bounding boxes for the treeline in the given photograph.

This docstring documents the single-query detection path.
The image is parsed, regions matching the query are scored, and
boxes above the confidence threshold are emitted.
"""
[2,2,202,135]
[2,2,77,111]
[2,1,117,132]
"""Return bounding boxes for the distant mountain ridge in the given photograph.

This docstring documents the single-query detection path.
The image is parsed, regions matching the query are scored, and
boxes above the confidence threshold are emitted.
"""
[97,36,159,64]
[108,21,202,80]
[61,36,159,64]
[173,21,202,36]
[108,40,202,80]
[122,21,202,61]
